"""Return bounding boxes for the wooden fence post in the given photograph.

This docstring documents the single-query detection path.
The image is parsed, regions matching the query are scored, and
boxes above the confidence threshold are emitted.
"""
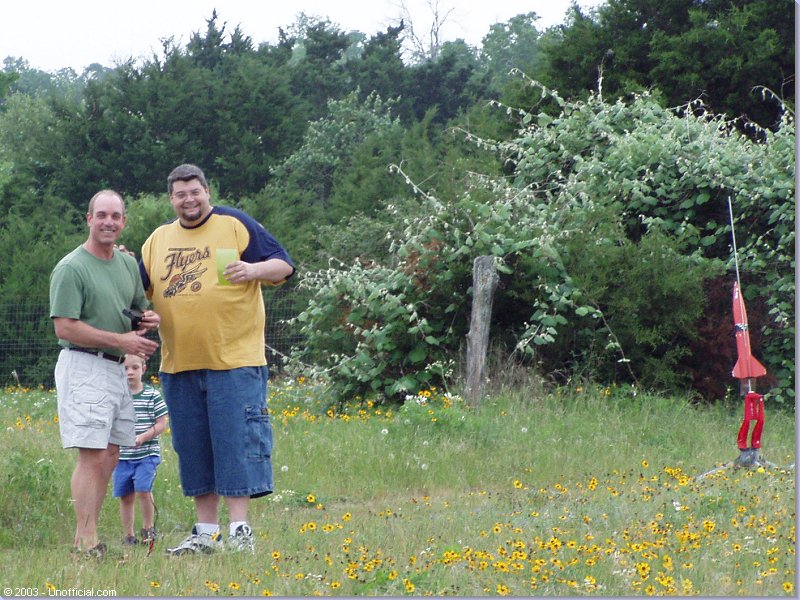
[464,255,499,407]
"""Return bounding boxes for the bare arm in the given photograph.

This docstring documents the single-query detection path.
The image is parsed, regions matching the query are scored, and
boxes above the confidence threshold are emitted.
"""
[223,257,295,285]
[53,317,159,358]
[135,414,168,446]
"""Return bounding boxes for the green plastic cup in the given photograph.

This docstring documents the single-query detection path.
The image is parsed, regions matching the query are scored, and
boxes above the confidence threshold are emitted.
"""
[216,248,239,285]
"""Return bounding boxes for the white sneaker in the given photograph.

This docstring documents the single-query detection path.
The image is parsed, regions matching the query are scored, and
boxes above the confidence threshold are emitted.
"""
[166,526,223,555]
[228,524,254,553]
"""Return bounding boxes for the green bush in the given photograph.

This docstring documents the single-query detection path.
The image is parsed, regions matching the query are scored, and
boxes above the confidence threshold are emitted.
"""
[292,82,793,404]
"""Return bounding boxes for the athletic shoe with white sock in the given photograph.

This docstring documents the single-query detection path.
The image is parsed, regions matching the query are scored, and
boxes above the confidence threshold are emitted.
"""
[166,526,223,555]
[228,523,255,553]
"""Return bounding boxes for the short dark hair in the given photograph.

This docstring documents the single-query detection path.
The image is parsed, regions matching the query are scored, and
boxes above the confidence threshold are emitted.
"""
[87,189,125,215]
[167,164,208,194]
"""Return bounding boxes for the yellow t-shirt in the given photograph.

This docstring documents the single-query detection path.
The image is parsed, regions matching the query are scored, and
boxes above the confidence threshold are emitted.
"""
[141,206,294,373]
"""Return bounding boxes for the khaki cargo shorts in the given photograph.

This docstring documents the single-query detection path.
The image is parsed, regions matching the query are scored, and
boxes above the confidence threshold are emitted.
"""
[55,349,135,449]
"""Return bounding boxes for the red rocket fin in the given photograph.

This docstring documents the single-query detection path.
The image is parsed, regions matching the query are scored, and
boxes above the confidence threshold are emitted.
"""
[732,354,767,379]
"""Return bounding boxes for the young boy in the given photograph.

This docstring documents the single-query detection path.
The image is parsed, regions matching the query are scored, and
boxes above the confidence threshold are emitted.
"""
[112,354,168,545]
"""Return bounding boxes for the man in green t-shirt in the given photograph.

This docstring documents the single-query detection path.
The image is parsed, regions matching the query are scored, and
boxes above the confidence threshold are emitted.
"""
[49,189,161,557]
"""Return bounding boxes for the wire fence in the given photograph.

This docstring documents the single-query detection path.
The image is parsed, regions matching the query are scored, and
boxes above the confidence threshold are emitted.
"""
[0,286,308,388]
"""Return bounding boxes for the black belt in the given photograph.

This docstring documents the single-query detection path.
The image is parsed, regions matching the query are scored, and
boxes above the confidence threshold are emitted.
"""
[69,347,125,364]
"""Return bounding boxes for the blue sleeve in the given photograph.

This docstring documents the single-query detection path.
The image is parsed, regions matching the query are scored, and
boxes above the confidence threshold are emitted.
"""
[216,206,296,278]
[138,259,151,292]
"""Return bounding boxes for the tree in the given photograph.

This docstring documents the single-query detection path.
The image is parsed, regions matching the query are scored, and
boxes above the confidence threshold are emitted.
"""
[287,17,353,117]
[0,93,67,202]
[536,0,794,128]
[25,70,167,207]
[242,91,406,264]
[0,184,84,385]
[0,70,18,103]
[0,204,83,297]
[186,10,251,68]
[348,24,410,117]
[536,4,607,99]
[35,11,309,201]
[479,12,544,95]
[405,40,481,124]
[119,194,176,255]
[2,57,103,103]
[398,0,457,63]
[648,0,794,129]
[208,52,305,194]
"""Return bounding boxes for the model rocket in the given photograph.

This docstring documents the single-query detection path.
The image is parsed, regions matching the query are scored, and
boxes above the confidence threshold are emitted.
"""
[733,281,766,452]
[694,198,778,475]
[727,198,767,457]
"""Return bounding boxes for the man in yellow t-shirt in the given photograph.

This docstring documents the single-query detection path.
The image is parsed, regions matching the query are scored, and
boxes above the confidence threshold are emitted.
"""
[140,164,295,555]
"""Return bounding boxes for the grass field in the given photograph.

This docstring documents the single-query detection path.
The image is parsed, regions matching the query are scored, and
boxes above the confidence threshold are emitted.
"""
[0,378,795,596]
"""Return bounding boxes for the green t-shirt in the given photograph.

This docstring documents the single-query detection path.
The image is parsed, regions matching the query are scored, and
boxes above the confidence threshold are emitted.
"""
[49,246,149,355]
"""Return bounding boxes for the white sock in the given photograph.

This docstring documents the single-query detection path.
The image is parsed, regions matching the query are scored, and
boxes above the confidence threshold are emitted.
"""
[230,521,248,536]
[195,522,219,536]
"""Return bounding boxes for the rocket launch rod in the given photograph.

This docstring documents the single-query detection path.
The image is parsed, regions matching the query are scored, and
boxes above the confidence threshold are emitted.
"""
[727,196,742,293]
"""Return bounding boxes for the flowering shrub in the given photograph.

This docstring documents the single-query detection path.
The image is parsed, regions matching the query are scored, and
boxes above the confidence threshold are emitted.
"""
[290,80,794,403]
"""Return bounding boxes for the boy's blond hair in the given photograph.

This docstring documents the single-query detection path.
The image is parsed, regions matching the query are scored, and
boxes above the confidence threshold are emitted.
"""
[124,354,147,368]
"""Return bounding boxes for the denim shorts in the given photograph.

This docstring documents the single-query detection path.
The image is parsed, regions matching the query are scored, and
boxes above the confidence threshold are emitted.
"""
[55,349,135,449]
[160,366,273,498]
[112,455,161,496]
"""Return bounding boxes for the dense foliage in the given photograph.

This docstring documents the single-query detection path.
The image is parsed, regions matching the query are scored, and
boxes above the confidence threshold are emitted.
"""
[291,84,793,403]
[0,1,794,403]
[535,0,794,130]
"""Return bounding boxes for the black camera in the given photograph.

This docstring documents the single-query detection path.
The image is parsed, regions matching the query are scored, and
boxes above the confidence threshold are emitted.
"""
[122,308,144,330]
